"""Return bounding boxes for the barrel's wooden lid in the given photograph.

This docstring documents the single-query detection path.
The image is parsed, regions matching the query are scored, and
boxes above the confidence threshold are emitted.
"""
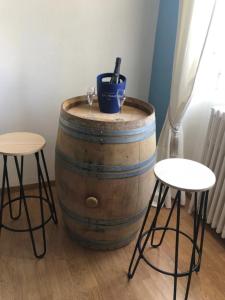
[62,96,154,125]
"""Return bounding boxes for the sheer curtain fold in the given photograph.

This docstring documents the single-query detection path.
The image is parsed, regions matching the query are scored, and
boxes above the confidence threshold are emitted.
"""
[156,0,216,208]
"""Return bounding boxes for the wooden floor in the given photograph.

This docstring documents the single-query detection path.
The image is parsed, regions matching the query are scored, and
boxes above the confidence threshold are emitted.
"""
[0,187,225,300]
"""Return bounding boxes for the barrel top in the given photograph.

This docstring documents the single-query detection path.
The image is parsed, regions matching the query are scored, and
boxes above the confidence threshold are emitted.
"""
[62,96,154,124]
[68,102,148,122]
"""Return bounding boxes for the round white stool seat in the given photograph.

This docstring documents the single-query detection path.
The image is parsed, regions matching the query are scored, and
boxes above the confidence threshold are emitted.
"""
[0,132,46,156]
[154,158,216,192]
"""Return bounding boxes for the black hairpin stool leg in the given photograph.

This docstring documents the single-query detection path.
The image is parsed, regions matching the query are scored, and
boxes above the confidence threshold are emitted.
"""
[190,191,204,275]
[151,189,180,249]
[173,191,181,300]
[34,152,47,257]
[14,155,46,258]
[150,184,163,247]
[196,191,208,273]
[192,192,198,269]
[184,191,208,300]
[35,162,52,221]
[35,153,57,226]
[128,182,169,279]
[6,156,23,220]
[0,155,7,234]
[40,150,58,224]
[128,179,160,278]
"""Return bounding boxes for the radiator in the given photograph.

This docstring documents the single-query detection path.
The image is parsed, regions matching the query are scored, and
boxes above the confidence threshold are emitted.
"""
[189,106,225,238]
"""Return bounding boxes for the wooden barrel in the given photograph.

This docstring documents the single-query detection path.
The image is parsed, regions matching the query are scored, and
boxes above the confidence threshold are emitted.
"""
[55,96,156,250]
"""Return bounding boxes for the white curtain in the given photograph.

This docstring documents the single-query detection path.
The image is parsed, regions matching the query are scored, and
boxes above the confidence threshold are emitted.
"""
[187,0,225,216]
[156,0,216,208]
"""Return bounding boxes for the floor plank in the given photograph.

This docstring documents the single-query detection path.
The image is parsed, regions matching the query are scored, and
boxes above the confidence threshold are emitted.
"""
[0,188,225,299]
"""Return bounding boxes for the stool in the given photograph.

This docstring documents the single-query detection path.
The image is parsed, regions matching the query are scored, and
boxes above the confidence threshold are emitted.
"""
[0,132,58,258]
[128,158,216,300]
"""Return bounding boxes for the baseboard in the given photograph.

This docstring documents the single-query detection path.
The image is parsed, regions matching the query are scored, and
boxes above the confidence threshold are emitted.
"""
[0,180,56,193]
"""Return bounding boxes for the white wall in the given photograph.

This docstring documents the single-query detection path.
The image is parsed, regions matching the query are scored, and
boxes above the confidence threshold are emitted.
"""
[0,0,159,186]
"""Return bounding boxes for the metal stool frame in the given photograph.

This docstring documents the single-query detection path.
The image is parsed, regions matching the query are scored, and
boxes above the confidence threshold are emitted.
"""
[0,150,58,258]
[128,179,208,300]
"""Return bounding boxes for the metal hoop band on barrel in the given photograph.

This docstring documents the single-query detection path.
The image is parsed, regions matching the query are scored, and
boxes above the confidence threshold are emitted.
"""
[59,116,156,144]
[59,199,147,230]
[55,148,156,179]
[66,227,138,250]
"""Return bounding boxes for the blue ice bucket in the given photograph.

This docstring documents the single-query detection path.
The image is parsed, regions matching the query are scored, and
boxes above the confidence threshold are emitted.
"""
[97,73,126,113]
